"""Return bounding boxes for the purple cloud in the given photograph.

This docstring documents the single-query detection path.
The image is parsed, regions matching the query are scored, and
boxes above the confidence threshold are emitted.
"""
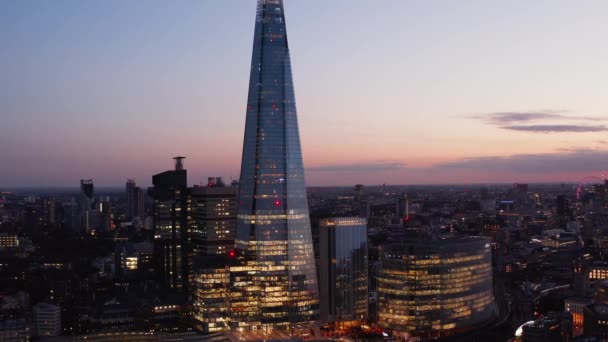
[433,150,608,174]
[502,125,608,133]
[470,111,568,125]
[468,110,607,133]
[308,162,407,172]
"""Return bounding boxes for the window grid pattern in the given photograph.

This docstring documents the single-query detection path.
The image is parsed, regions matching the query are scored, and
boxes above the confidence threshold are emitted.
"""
[233,0,318,332]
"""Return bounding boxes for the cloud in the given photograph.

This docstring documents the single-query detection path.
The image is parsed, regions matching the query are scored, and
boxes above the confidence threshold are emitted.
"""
[502,125,608,133]
[433,150,608,174]
[469,110,607,133]
[556,147,598,153]
[470,111,567,125]
[308,162,407,172]
[305,151,608,185]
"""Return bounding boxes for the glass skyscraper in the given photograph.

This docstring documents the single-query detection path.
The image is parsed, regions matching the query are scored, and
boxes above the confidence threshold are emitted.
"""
[319,218,368,325]
[232,0,319,332]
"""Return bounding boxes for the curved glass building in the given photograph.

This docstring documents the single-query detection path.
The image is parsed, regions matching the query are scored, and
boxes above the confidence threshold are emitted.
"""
[377,237,494,339]
[231,0,318,333]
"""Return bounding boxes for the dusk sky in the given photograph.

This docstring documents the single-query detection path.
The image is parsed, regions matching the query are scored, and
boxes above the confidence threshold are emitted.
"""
[2,0,608,187]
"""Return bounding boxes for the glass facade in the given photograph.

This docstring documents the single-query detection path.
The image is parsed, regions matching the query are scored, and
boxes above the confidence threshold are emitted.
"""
[191,255,234,333]
[319,218,368,325]
[232,0,318,332]
[151,165,189,293]
[378,237,494,339]
[189,186,237,257]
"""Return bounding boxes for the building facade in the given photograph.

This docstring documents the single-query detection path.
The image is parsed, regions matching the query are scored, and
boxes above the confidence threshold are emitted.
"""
[126,179,136,219]
[0,233,18,248]
[126,179,145,220]
[150,157,189,293]
[79,179,94,233]
[319,217,368,325]
[191,255,235,333]
[377,237,494,339]
[0,319,29,342]
[231,0,319,332]
[584,304,608,340]
[189,184,237,257]
[33,302,61,337]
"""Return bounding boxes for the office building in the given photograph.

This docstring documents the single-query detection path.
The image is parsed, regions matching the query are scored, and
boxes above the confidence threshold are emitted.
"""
[377,236,494,339]
[564,297,591,333]
[595,280,608,305]
[191,254,236,333]
[62,199,80,232]
[133,241,154,272]
[189,183,237,257]
[188,183,237,301]
[319,217,368,326]
[590,262,608,280]
[80,179,94,233]
[0,319,29,342]
[42,197,56,225]
[126,179,136,219]
[33,302,61,337]
[396,194,409,220]
[95,201,112,233]
[0,233,19,248]
[126,179,145,219]
[584,304,608,340]
[556,195,570,217]
[231,0,319,332]
[150,157,189,293]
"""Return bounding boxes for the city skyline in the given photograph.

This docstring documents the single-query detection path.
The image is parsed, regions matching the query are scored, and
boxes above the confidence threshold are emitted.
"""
[3,0,608,187]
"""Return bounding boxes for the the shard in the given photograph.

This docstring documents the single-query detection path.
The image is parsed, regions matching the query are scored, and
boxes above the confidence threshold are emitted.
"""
[232,0,319,332]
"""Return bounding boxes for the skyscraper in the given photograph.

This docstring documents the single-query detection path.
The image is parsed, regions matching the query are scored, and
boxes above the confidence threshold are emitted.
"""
[80,179,94,211]
[319,218,368,326]
[232,0,318,332]
[79,179,94,233]
[126,179,136,218]
[150,157,189,293]
[126,179,145,220]
[189,182,237,257]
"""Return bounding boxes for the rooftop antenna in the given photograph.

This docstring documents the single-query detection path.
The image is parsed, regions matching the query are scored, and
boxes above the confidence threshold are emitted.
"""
[173,156,186,171]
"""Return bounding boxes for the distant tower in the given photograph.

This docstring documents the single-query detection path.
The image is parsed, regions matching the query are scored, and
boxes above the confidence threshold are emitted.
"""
[79,179,94,233]
[126,179,136,219]
[556,195,570,217]
[134,187,145,218]
[354,184,368,218]
[126,179,145,219]
[397,194,409,220]
[354,184,364,202]
[99,201,112,233]
[42,198,56,226]
[150,157,189,293]
[534,193,542,206]
[80,179,94,210]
